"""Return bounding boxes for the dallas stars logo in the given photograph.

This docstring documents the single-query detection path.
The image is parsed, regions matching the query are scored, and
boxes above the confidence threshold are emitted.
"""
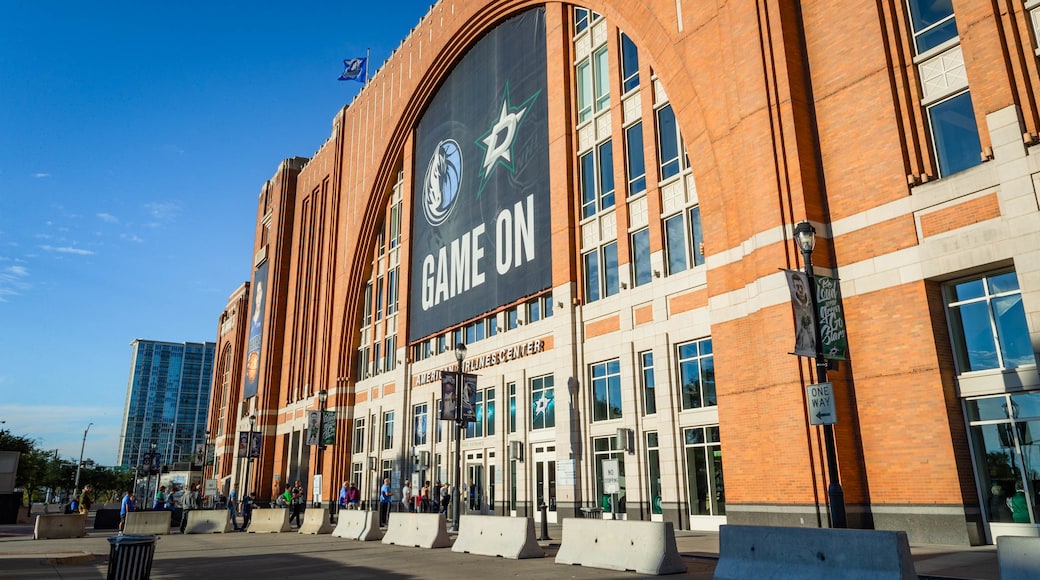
[474,82,540,198]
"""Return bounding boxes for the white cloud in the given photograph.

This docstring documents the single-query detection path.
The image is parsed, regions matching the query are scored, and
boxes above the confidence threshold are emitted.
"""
[33,173,51,178]
[97,213,119,223]
[120,233,144,243]
[145,201,181,222]
[40,245,95,256]
[5,265,28,276]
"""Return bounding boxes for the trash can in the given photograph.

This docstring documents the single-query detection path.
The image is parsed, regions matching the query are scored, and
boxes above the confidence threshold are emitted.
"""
[579,507,603,519]
[107,534,156,580]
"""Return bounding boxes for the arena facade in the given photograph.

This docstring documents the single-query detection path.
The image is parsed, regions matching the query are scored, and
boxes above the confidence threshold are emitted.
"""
[206,1,1040,545]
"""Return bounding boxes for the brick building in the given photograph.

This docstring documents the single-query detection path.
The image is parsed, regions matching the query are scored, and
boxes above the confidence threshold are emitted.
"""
[206,1,1040,545]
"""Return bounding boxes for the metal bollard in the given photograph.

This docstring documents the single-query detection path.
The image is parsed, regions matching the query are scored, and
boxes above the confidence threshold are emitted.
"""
[536,502,550,541]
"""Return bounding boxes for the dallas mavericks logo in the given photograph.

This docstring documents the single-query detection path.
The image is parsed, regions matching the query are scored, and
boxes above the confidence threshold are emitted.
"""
[423,139,463,227]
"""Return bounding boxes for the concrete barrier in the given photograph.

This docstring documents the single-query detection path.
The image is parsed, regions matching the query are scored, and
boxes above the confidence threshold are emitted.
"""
[555,519,686,575]
[381,512,450,548]
[94,508,121,530]
[452,515,544,559]
[184,509,233,534]
[712,525,915,580]
[997,535,1040,580]
[123,510,172,535]
[248,508,291,533]
[332,510,383,541]
[298,507,334,534]
[33,514,87,539]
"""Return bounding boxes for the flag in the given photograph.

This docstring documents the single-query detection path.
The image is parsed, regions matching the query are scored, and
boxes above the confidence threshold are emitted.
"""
[338,57,367,82]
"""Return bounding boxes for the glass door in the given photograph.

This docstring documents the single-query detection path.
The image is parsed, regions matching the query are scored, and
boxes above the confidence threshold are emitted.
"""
[532,446,557,523]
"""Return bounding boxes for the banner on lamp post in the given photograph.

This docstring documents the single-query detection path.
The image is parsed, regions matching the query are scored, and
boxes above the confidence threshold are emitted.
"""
[815,274,849,360]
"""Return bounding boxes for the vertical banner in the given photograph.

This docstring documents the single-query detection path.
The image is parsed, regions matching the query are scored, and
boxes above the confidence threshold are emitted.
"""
[321,410,336,446]
[243,261,269,399]
[306,411,320,446]
[237,432,249,458]
[409,8,550,341]
[249,431,262,458]
[440,372,458,421]
[194,443,205,467]
[815,274,849,360]
[460,373,478,423]
[786,269,817,357]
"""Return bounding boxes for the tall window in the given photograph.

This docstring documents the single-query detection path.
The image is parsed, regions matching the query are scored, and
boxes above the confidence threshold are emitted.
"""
[375,276,384,320]
[580,140,616,219]
[351,462,363,488]
[574,7,600,34]
[678,338,716,409]
[591,359,623,421]
[383,335,396,372]
[640,351,657,415]
[508,382,517,433]
[625,122,646,196]
[665,207,704,275]
[386,267,399,316]
[631,228,651,287]
[945,271,1034,373]
[646,431,662,514]
[413,403,428,446]
[352,418,365,454]
[382,411,395,450]
[485,387,496,437]
[928,92,983,177]
[388,200,402,249]
[467,390,485,438]
[584,241,619,302]
[965,393,1040,525]
[362,283,373,327]
[531,374,555,430]
[619,33,639,93]
[656,104,687,180]
[594,436,626,513]
[685,426,725,516]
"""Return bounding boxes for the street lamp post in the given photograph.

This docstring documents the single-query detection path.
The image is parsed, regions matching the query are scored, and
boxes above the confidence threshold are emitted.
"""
[244,415,256,498]
[148,442,157,508]
[316,389,328,507]
[793,221,847,529]
[451,342,467,533]
[74,422,93,493]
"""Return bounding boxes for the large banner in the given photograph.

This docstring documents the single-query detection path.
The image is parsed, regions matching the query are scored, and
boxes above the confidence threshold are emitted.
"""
[305,410,336,446]
[439,371,478,422]
[243,261,268,399]
[786,270,849,360]
[409,7,551,341]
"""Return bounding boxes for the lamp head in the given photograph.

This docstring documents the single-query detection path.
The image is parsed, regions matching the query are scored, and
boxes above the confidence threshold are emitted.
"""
[455,342,467,364]
[318,389,328,404]
[249,414,256,428]
[793,221,816,255]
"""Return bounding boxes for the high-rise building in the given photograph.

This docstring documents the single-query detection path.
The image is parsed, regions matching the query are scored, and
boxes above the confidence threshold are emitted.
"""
[208,1,1040,545]
[118,340,216,472]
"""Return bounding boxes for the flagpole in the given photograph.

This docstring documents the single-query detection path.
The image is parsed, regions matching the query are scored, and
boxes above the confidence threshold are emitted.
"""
[365,48,370,86]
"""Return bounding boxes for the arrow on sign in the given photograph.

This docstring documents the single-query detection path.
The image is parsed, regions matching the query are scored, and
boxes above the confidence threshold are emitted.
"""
[815,411,832,422]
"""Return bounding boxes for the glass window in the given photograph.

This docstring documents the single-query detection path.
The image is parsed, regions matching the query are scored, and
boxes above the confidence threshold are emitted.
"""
[362,283,373,326]
[631,228,651,287]
[678,338,716,409]
[928,91,982,177]
[389,202,402,249]
[598,140,615,211]
[386,268,399,315]
[620,33,639,93]
[684,426,725,516]
[907,0,958,53]
[604,242,619,298]
[486,388,496,437]
[577,60,593,123]
[531,374,555,430]
[591,359,623,421]
[413,403,427,446]
[689,207,704,267]
[656,104,682,180]
[946,270,1034,373]
[375,276,384,320]
[507,307,519,330]
[508,382,517,434]
[575,7,591,34]
[665,213,688,275]
[646,431,662,514]
[593,436,626,513]
[352,418,365,454]
[584,250,601,303]
[625,122,646,195]
[384,335,396,372]
[542,295,554,318]
[640,351,656,415]
[528,298,541,323]
[382,411,395,450]
[594,47,610,111]
[967,393,1040,525]
[580,151,596,219]
[467,390,484,438]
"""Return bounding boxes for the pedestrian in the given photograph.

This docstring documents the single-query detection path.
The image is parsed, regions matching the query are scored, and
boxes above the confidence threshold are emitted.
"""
[402,480,414,512]
[339,481,349,512]
[154,485,167,510]
[379,477,393,526]
[228,485,241,531]
[432,482,442,514]
[78,485,93,516]
[345,482,360,509]
[289,480,305,526]
[420,481,431,513]
[118,491,136,535]
[242,490,255,530]
[440,482,452,515]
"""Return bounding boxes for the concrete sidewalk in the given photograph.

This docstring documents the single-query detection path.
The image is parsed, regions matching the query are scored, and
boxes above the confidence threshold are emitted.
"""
[0,519,999,579]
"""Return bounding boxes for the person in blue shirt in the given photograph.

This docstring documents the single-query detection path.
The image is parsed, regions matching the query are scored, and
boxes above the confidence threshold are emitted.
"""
[228,485,241,531]
[119,491,136,535]
[379,478,393,527]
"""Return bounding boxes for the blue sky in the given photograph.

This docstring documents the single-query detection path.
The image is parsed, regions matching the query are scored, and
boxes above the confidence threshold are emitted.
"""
[0,0,435,466]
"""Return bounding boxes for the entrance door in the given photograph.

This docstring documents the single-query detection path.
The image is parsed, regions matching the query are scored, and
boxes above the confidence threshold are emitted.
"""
[532,446,557,523]
[466,463,485,513]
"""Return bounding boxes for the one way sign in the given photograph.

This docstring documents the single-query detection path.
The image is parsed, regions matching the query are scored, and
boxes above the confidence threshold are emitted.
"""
[807,382,837,426]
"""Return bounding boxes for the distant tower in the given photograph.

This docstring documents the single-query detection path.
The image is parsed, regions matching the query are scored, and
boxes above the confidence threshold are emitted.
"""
[117,340,216,471]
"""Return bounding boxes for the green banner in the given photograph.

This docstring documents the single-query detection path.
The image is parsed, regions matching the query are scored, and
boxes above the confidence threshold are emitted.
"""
[321,410,336,446]
[815,274,849,360]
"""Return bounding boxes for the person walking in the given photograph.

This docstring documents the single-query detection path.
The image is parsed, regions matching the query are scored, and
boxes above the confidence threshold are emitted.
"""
[118,491,136,535]
[379,478,393,527]
[242,490,255,530]
[153,485,168,511]
[402,480,414,513]
[440,482,452,515]
[338,481,349,512]
[228,485,241,531]
[345,482,360,509]
[420,481,431,513]
[78,485,93,516]
[289,480,305,527]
